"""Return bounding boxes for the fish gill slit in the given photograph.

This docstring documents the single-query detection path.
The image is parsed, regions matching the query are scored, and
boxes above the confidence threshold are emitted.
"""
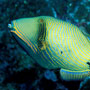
[37,18,47,50]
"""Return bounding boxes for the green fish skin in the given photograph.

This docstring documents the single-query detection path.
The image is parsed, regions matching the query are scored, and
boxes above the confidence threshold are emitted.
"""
[9,16,90,81]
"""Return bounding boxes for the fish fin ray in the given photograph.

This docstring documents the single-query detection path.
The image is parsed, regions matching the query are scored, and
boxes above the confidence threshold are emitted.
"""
[60,68,90,81]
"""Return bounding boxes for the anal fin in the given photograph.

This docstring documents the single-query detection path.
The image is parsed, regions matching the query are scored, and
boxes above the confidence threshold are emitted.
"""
[60,69,90,81]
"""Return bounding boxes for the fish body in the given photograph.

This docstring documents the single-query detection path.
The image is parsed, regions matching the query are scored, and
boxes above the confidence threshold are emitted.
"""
[9,16,90,81]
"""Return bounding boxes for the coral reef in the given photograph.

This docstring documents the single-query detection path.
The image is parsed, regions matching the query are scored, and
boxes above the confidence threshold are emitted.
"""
[79,77,90,90]
[0,0,90,90]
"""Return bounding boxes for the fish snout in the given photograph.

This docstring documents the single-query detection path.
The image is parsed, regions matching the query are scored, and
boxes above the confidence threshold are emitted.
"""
[8,21,16,32]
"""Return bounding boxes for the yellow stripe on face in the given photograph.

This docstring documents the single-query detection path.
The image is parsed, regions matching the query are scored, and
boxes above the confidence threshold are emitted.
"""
[12,21,37,53]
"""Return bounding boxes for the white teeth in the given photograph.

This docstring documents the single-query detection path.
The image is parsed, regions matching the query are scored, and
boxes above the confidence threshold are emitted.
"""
[8,24,12,28]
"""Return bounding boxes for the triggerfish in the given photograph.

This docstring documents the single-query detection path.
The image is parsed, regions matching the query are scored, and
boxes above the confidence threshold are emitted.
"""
[8,16,90,81]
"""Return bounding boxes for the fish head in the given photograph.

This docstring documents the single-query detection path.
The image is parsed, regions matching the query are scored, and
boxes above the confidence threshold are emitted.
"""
[8,18,40,54]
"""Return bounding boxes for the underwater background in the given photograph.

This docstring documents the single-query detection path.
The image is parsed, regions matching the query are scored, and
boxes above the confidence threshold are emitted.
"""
[0,0,90,90]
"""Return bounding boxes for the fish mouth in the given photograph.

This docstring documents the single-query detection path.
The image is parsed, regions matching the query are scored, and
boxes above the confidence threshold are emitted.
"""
[8,21,16,32]
[8,21,25,41]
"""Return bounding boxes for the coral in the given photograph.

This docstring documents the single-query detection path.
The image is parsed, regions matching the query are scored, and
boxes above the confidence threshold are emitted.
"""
[79,77,90,90]
[0,83,17,90]
[44,70,57,82]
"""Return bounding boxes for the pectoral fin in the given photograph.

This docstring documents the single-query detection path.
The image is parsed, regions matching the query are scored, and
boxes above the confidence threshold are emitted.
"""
[60,69,90,81]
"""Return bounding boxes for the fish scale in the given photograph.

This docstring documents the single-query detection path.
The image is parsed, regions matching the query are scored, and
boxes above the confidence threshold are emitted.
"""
[45,18,89,70]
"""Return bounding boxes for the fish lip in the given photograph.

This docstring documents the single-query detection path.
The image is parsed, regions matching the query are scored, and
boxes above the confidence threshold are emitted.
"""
[8,21,13,28]
[8,23,12,28]
[8,21,15,32]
